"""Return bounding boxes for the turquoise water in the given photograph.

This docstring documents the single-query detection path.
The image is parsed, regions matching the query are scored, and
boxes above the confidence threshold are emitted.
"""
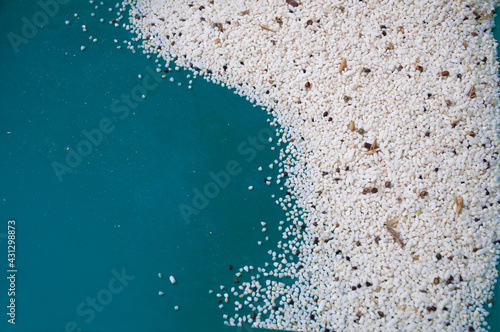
[0,1,498,332]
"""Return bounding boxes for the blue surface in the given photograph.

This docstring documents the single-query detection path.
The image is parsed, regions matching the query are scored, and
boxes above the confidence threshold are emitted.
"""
[0,1,498,332]
[0,1,285,331]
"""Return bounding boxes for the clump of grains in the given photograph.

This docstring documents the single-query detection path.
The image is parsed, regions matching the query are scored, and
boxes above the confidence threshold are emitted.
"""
[117,0,500,331]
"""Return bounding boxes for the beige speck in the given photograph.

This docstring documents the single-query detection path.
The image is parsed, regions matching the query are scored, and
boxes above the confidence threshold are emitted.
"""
[365,148,380,155]
[349,120,355,131]
[339,58,347,73]
[456,196,463,213]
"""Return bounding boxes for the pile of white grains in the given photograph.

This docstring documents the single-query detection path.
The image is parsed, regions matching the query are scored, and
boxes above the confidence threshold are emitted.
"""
[119,0,500,330]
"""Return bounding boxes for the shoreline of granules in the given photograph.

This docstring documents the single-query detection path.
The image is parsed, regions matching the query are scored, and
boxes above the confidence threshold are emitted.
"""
[115,0,500,330]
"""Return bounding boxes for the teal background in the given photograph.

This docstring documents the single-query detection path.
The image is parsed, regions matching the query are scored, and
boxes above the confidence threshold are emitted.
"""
[0,1,498,332]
